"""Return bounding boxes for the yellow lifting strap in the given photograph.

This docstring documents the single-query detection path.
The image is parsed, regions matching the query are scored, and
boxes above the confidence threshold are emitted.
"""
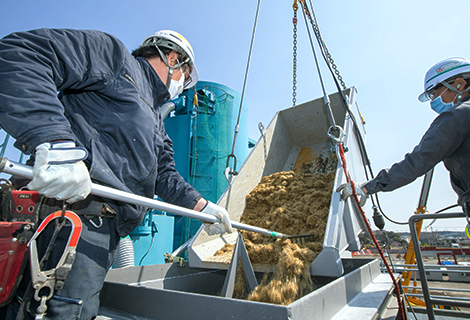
[401,170,434,296]
[401,205,426,293]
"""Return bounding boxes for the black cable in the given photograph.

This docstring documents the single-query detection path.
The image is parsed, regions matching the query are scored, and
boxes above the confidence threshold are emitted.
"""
[425,204,460,228]
[138,213,158,266]
[139,236,154,266]
[374,193,408,225]
[435,203,459,213]
[301,1,451,229]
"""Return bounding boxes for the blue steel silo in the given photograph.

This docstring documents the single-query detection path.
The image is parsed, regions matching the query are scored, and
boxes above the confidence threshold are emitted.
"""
[165,80,249,251]
[130,81,250,264]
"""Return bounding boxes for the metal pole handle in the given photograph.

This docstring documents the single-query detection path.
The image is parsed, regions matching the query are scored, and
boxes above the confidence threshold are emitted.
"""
[0,157,287,238]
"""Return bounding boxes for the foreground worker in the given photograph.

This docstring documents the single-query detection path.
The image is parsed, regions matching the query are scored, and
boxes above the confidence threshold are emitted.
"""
[338,57,470,218]
[0,28,232,319]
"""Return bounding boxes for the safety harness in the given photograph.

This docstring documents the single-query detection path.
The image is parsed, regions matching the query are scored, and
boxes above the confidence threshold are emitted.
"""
[0,178,116,319]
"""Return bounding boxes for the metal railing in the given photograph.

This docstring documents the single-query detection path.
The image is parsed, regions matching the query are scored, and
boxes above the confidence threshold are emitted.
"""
[408,211,470,319]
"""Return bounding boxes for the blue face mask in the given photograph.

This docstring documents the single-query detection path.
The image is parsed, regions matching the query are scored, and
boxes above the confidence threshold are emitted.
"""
[430,96,454,114]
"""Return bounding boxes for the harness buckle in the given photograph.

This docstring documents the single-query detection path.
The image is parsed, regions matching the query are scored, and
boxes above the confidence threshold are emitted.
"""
[28,211,82,306]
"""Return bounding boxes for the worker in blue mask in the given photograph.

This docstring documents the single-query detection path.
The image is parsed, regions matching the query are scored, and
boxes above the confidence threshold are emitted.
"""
[0,29,232,319]
[337,57,470,221]
[420,57,470,114]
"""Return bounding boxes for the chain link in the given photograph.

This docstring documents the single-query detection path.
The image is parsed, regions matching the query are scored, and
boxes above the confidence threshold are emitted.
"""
[292,8,298,107]
[301,2,347,90]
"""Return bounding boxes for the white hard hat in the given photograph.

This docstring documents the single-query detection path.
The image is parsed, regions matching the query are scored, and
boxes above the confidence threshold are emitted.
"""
[142,30,198,89]
[418,57,470,102]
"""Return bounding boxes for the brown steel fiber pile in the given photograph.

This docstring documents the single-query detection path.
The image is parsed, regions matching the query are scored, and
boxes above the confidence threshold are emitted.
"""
[213,153,337,305]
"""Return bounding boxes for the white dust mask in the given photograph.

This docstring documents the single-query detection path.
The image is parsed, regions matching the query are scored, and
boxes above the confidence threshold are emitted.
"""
[168,69,185,100]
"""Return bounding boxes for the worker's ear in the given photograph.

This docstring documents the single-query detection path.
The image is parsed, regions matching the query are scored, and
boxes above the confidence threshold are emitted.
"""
[454,77,467,91]
[166,51,178,66]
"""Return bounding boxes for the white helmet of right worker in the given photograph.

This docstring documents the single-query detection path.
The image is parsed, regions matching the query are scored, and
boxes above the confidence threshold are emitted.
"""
[418,57,470,102]
[142,30,199,89]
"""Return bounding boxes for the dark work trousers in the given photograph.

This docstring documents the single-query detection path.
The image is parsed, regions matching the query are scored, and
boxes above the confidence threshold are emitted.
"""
[2,196,120,320]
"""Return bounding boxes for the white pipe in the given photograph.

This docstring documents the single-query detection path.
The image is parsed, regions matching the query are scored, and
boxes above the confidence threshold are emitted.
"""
[0,158,288,238]
[160,101,176,120]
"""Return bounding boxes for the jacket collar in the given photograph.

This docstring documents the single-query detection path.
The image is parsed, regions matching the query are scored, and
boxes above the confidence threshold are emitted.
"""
[136,57,170,108]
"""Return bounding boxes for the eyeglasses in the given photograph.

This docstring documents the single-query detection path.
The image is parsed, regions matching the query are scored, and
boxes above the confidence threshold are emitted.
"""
[427,84,444,101]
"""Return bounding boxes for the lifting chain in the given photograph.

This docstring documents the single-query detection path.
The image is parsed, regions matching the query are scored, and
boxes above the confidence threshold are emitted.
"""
[300,1,347,90]
[292,1,299,107]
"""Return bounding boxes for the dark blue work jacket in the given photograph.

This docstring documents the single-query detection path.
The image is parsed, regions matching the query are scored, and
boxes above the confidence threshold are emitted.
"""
[365,95,470,208]
[0,29,201,236]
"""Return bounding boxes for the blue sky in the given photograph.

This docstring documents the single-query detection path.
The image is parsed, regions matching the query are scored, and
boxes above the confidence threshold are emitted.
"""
[2,0,470,232]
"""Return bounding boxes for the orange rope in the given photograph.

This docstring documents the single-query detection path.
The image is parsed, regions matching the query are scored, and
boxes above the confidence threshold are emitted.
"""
[338,143,405,320]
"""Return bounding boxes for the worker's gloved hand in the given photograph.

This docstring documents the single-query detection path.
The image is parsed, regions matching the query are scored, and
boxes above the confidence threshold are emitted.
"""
[336,182,369,206]
[202,201,233,235]
[27,141,91,203]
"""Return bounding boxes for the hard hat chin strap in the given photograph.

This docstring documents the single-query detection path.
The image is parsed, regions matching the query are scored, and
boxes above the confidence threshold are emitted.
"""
[153,45,173,88]
[153,45,189,88]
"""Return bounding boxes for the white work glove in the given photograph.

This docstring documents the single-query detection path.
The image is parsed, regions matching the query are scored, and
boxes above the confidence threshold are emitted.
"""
[202,201,233,235]
[336,182,369,207]
[27,141,91,203]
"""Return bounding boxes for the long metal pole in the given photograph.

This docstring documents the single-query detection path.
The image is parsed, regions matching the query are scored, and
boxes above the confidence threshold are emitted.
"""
[418,169,434,208]
[226,0,261,178]
[402,169,434,294]
[0,157,289,238]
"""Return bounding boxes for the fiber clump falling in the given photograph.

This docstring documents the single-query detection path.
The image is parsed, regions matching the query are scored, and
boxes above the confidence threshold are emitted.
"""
[213,153,337,305]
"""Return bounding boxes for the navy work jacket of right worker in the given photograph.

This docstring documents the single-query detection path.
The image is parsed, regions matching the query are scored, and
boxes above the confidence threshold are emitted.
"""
[0,28,201,236]
[364,94,470,208]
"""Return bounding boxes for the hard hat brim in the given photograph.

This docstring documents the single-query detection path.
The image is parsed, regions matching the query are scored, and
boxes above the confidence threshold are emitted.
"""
[418,91,430,102]
[185,66,198,89]
[419,57,470,103]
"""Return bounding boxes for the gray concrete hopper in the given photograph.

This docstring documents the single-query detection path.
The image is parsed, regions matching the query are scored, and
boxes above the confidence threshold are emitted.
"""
[187,87,369,277]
